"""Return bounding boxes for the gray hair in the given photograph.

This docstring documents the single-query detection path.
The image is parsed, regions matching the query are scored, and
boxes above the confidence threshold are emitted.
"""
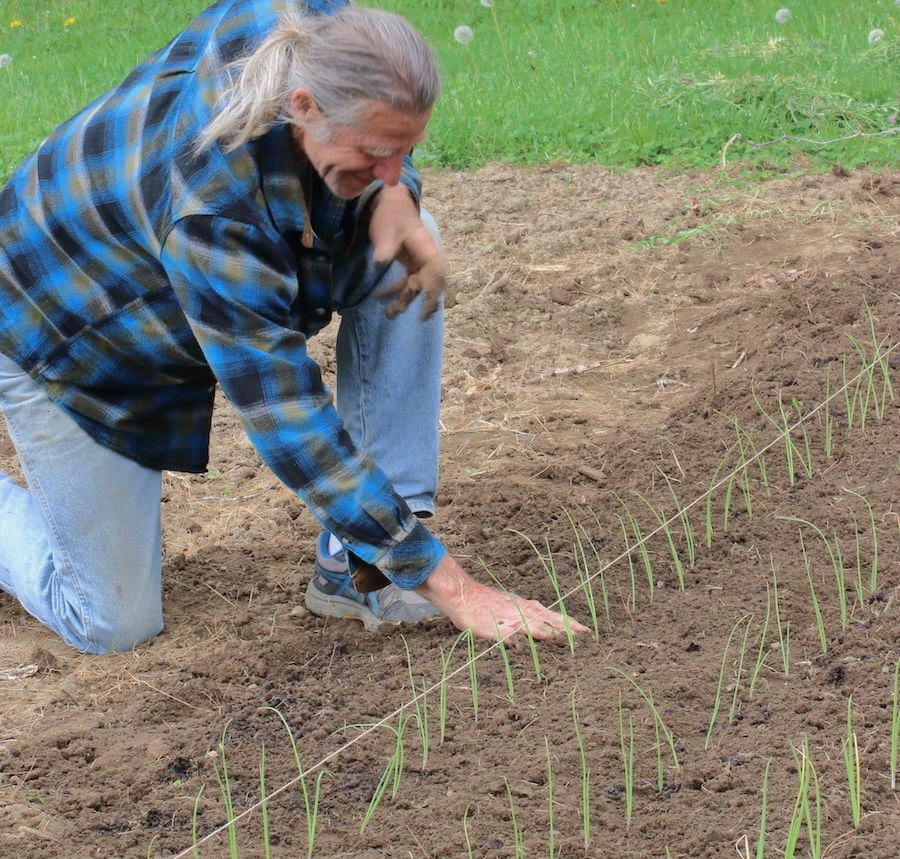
[198,4,441,153]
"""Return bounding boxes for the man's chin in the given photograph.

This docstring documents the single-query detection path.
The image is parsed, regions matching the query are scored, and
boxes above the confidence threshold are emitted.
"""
[326,175,373,200]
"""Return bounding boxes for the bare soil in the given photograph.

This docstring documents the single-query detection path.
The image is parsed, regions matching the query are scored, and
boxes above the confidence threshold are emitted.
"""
[1,164,898,858]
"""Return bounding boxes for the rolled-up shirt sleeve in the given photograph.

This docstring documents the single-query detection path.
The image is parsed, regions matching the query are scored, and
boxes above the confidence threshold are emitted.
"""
[160,213,445,587]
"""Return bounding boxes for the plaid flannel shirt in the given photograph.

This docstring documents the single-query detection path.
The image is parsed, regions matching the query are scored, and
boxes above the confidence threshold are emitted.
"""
[0,0,444,586]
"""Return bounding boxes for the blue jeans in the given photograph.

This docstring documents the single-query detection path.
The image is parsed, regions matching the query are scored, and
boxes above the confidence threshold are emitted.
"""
[0,213,443,653]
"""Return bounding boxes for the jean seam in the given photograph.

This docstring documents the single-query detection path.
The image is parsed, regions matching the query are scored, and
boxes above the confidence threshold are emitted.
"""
[2,403,97,645]
[346,306,372,451]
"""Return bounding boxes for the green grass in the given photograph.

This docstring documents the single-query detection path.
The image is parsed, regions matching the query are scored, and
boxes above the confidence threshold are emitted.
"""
[0,1,206,178]
[2,0,898,181]
[385,0,899,170]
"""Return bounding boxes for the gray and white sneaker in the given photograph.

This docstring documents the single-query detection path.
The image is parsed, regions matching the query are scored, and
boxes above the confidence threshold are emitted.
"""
[304,532,440,632]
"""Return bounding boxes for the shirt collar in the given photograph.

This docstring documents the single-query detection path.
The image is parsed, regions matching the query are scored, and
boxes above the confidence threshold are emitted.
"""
[254,124,348,248]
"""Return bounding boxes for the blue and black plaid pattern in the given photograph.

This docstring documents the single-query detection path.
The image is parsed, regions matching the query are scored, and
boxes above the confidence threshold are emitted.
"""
[0,0,441,586]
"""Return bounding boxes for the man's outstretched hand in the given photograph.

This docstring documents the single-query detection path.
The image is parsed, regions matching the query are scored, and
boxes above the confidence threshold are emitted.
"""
[368,184,446,319]
[415,553,590,644]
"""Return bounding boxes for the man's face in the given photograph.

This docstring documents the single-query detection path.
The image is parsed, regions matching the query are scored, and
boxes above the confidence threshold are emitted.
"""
[292,94,431,199]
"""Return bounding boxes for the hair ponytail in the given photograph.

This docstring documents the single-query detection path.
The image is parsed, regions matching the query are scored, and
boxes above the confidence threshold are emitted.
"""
[197,5,440,153]
[197,8,311,152]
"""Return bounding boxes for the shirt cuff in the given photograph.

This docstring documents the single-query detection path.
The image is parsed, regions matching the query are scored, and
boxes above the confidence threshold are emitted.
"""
[347,518,445,590]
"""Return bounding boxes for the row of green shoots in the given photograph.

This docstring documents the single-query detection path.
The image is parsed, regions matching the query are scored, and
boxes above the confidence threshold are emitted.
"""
[171,311,896,858]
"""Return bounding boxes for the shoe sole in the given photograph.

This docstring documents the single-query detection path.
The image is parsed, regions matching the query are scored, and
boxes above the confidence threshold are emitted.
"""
[304,583,383,633]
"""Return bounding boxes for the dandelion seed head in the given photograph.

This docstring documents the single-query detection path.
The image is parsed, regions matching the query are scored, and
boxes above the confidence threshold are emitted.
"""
[0,53,12,68]
[774,8,791,24]
[480,0,493,7]
[867,28,885,45]
[454,25,474,45]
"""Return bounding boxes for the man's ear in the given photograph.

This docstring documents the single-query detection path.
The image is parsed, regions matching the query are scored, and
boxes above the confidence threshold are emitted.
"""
[289,88,318,123]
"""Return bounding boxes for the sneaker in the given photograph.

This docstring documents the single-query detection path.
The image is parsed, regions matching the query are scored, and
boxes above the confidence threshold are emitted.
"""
[304,532,440,632]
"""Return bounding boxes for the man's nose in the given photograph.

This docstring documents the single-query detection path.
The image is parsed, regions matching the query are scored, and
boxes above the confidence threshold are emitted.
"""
[372,153,405,186]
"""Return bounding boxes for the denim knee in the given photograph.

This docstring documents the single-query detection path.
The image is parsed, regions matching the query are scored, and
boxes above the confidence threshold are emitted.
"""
[57,604,164,655]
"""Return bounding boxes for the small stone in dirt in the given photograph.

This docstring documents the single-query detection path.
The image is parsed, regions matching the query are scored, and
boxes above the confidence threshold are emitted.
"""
[289,604,310,618]
[602,783,624,800]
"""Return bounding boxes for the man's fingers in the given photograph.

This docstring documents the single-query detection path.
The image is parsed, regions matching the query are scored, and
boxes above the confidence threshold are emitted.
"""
[378,274,419,318]
[378,263,445,319]
[372,219,446,319]
[418,268,446,318]
[492,600,588,645]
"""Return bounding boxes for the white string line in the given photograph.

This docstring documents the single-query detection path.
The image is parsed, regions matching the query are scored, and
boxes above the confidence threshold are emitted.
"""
[172,631,508,857]
[547,341,898,611]
[173,339,896,857]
